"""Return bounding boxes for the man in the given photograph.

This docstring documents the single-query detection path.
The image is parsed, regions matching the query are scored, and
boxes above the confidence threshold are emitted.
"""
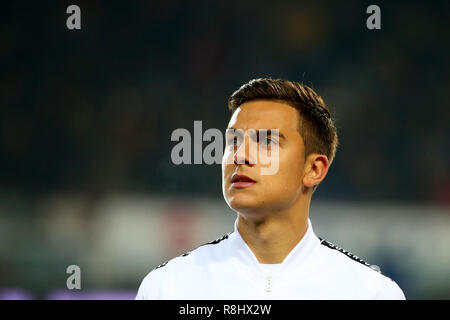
[136,78,405,299]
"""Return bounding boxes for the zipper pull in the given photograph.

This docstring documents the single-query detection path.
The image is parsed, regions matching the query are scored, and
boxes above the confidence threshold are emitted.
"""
[265,272,272,292]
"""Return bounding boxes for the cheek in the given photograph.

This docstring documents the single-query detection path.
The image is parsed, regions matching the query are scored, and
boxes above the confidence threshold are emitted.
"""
[273,151,304,185]
[222,148,234,177]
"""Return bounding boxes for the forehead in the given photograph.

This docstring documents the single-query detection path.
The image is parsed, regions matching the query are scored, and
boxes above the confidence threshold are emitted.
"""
[227,100,299,131]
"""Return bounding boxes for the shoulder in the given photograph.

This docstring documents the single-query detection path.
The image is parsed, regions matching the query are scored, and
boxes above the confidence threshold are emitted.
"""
[135,232,232,300]
[316,238,405,300]
[135,263,165,300]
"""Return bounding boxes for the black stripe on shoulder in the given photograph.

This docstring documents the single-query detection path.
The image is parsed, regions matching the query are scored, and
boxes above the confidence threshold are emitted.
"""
[318,237,391,279]
[181,232,232,257]
[153,261,168,270]
[153,232,233,271]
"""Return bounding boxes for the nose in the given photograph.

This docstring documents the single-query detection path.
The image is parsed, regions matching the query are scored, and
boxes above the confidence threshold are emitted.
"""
[233,136,254,166]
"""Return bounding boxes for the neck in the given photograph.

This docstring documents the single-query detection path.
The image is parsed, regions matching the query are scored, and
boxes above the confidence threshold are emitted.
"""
[237,196,310,264]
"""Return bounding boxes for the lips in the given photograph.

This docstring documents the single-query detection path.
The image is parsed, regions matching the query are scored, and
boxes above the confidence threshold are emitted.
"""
[231,174,255,183]
[231,174,256,188]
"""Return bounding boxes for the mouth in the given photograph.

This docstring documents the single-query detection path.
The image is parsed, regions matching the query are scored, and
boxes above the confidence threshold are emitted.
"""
[231,174,256,189]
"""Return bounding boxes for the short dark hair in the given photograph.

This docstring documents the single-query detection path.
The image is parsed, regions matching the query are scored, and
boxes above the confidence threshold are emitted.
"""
[228,78,338,189]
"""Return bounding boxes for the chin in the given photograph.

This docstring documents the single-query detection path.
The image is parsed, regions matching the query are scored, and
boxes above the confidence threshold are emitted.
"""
[226,194,265,213]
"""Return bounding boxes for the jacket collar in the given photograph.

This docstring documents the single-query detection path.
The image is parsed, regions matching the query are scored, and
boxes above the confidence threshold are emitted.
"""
[229,216,320,273]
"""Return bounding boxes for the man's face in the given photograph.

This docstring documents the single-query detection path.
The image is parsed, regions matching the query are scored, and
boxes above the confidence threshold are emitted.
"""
[222,100,306,217]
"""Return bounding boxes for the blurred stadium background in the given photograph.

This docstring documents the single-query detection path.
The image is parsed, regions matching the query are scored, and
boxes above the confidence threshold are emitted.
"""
[0,0,449,299]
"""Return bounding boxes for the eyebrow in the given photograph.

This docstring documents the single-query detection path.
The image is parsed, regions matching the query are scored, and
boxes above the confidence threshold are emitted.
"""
[227,128,287,141]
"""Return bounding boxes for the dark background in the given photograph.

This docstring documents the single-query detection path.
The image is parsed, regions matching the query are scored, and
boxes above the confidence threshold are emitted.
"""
[0,0,449,299]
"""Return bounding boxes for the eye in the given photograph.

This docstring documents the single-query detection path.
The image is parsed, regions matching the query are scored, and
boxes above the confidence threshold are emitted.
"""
[227,136,240,146]
[260,137,277,146]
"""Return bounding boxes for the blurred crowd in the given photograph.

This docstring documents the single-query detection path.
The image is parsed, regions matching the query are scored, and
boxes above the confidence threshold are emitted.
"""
[1,0,449,300]
[1,0,449,205]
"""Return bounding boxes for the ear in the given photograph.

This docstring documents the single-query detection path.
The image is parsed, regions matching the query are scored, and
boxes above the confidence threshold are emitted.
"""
[302,153,329,188]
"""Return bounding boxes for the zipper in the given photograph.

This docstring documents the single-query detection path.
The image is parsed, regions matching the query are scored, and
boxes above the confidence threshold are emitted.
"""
[265,272,272,292]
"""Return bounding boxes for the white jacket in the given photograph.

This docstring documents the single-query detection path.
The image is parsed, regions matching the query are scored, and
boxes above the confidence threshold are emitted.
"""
[136,218,405,300]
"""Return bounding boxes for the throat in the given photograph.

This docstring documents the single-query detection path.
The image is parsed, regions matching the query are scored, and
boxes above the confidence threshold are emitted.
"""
[237,214,308,264]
